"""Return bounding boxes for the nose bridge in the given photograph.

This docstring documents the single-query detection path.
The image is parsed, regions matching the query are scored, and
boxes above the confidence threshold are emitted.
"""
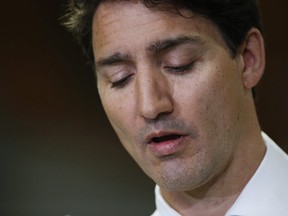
[136,65,173,119]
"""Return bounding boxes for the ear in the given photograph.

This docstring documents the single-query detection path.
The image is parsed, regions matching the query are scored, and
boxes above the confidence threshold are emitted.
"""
[240,28,265,89]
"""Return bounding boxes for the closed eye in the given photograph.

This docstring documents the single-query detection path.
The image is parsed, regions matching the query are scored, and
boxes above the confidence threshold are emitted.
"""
[164,62,195,74]
[111,74,134,89]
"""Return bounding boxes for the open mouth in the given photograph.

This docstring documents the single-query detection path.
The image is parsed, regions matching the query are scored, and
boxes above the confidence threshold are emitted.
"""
[150,134,182,144]
[146,132,187,156]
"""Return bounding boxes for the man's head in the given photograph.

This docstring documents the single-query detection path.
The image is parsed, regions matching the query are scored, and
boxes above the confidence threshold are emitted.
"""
[63,0,265,193]
[63,0,263,65]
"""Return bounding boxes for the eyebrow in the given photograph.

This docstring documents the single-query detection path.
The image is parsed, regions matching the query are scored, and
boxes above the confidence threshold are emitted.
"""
[96,52,131,69]
[96,36,204,70]
[147,36,204,54]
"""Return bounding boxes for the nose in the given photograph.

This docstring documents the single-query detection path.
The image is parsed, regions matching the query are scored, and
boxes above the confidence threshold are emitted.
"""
[136,69,173,120]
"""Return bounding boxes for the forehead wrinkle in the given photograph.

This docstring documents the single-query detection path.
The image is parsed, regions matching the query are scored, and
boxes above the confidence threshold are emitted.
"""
[95,2,156,30]
[93,3,161,58]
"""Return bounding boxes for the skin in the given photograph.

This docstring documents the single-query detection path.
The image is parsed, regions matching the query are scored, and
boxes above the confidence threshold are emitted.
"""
[92,1,266,215]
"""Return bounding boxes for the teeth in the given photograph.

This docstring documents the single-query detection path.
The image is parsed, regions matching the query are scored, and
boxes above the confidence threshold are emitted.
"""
[152,134,181,143]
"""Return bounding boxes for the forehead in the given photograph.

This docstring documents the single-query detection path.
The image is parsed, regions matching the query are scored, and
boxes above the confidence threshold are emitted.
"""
[92,1,225,60]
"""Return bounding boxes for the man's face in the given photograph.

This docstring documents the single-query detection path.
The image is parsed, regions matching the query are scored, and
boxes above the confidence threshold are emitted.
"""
[92,2,250,191]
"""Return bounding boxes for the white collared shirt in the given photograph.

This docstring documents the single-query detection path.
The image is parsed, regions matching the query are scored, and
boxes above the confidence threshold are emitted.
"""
[151,132,288,216]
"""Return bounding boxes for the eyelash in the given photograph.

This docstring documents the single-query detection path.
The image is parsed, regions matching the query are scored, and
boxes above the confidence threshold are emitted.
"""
[164,62,195,74]
[111,74,134,89]
[110,62,195,89]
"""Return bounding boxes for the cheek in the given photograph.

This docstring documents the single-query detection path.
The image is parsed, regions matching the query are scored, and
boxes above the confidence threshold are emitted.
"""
[176,63,240,133]
[99,81,132,125]
[102,98,129,132]
[195,73,243,149]
[100,88,137,146]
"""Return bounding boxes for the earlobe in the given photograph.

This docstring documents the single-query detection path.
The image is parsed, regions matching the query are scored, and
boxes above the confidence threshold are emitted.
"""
[240,28,265,89]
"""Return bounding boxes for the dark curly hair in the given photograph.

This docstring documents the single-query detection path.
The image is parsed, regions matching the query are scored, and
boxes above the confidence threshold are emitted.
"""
[62,0,263,65]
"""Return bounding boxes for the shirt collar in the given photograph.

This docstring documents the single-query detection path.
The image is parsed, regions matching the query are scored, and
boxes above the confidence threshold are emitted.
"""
[155,185,181,216]
[225,132,288,216]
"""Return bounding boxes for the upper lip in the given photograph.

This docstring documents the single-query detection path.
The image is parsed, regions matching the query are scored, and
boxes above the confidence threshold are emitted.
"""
[145,130,187,144]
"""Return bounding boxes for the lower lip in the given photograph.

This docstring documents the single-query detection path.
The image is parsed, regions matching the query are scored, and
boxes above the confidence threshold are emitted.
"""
[147,136,187,157]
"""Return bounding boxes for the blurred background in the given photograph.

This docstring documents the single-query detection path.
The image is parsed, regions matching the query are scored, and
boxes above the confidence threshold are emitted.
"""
[0,1,287,216]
